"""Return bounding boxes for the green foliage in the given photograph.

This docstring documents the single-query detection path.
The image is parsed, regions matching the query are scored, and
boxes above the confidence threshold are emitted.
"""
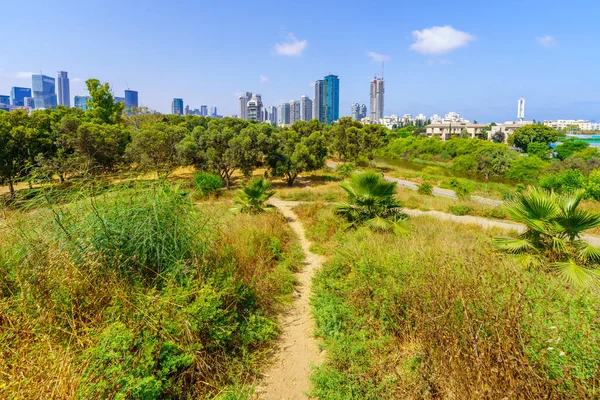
[335,171,406,232]
[491,130,505,143]
[555,139,589,160]
[447,204,474,216]
[494,187,600,286]
[539,169,585,193]
[335,162,356,178]
[127,122,187,178]
[506,155,547,181]
[527,141,551,159]
[417,181,434,196]
[584,170,600,200]
[231,177,276,214]
[509,124,559,152]
[193,171,224,197]
[85,78,124,124]
[328,117,389,164]
[268,128,327,186]
[449,178,471,200]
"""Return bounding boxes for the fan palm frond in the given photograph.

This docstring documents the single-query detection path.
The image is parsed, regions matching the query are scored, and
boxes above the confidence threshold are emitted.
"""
[492,237,536,253]
[551,259,599,287]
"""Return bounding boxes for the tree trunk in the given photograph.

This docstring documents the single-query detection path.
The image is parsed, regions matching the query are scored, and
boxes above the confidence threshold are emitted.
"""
[8,180,15,198]
[287,173,296,186]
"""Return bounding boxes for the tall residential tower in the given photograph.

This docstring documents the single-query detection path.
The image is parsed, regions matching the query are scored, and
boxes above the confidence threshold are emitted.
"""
[301,95,313,121]
[370,76,384,122]
[172,98,184,115]
[314,75,339,124]
[57,71,70,107]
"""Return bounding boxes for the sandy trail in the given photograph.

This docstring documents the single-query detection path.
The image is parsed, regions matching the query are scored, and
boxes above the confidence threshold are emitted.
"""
[254,198,325,399]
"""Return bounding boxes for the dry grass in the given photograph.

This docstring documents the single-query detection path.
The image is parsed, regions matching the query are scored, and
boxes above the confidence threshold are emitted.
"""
[303,203,600,399]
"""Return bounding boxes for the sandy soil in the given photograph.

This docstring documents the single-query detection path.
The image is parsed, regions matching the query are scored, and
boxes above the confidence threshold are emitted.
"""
[253,198,325,400]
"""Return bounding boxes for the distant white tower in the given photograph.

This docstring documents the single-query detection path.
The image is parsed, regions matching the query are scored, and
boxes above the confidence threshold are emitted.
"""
[518,98,525,122]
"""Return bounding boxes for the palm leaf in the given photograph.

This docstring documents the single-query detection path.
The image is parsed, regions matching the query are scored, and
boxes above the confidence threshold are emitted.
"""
[515,254,545,268]
[551,259,599,287]
[575,241,600,263]
[492,237,536,253]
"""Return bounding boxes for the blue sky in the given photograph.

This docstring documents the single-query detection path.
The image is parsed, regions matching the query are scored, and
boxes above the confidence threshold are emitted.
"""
[1,0,598,122]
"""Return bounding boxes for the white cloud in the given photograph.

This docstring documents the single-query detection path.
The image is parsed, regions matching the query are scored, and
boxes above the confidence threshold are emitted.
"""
[71,77,83,83]
[410,26,475,55]
[274,33,308,56]
[367,52,390,62]
[537,35,557,48]
[260,75,270,84]
[233,90,243,97]
[0,70,34,79]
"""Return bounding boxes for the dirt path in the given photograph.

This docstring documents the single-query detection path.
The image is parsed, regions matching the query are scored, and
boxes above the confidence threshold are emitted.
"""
[254,198,325,399]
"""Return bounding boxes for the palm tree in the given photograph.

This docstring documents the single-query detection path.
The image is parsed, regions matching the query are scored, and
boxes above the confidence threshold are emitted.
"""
[335,171,407,232]
[231,177,275,214]
[493,186,600,286]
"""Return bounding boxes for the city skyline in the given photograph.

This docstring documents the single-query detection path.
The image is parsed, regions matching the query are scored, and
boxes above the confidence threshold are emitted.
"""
[1,1,600,121]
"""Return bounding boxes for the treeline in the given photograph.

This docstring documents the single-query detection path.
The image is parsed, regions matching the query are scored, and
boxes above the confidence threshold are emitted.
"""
[0,79,390,195]
[385,124,600,198]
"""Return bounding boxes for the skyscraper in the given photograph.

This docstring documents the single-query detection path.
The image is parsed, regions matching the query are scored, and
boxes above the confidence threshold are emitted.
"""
[351,103,360,120]
[74,95,91,110]
[290,100,301,123]
[370,76,384,122]
[10,87,31,106]
[200,105,208,116]
[211,107,218,117]
[57,71,70,107]
[314,80,323,122]
[323,75,340,124]
[184,105,191,115]
[125,90,139,109]
[172,98,184,115]
[32,74,57,109]
[359,104,367,120]
[279,103,291,125]
[247,94,264,122]
[0,95,9,105]
[518,98,525,121]
[301,95,313,121]
[268,106,278,126]
[238,92,253,120]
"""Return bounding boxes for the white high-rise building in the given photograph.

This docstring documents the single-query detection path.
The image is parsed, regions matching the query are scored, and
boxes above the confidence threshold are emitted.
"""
[351,103,361,120]
[238,91,252,120]
[247,94,263,122]
[57,71,70,107]
[301,95,313,121]
[290,100,301,123]
[415,113,427,126]
[518,98,525,122]
[370,76,384,122]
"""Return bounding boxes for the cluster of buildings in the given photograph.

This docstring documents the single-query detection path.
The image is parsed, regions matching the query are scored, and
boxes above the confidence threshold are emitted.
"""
[543,119,600,131]
[231,74,340,127]
[171,98,220,118]
[0,71,139,112]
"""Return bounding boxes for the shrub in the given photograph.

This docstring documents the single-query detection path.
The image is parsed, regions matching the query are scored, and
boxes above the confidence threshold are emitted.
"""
[417,181,434,196]
[449,178,471,200]
[505,155,547,181]
[335,162,356,178]
[539,169,584,193]
[447,204,474,216]
[584,169,600,200]
[193,171,224,197]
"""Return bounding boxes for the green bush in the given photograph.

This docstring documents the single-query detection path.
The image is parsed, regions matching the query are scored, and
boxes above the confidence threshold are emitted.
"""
[539,169,584,193]
[505,155,547,181]
[447,204,475,216]
[193,171,224,197]
[584,169,600,200]
[449,178,471,200]
[335,163,356,178]
[417,181,434,196]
